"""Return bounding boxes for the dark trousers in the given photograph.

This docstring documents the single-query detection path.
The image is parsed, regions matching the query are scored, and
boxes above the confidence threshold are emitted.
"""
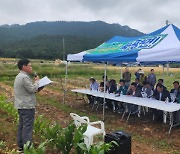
[174,110,180,123]
[87,95,96,104]
[152,109,163,122]
[17,109,35,149]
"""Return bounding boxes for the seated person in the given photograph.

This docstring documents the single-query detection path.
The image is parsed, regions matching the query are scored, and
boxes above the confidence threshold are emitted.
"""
[89,77,99,91]
[116,79,128,95]
[141,81,153,98]
[106,79,117,111]
[153,83,171,121]
[95,75,109,108]
[87,77,99,104]
[170,81,180,123]
[170,81,180,102]
[126,82,142,113]
[127,82,142,97]
[135,78,143,91]
[99,75,108,92]
[155,79,167,90]
[107,79,117,94]
[153,83,171,101]
[115,79,128,112]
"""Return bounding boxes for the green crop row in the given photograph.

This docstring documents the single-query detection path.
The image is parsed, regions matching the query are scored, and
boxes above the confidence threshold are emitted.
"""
[0,96,114,154]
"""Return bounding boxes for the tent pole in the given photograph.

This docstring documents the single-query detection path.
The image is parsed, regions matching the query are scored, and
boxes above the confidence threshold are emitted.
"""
[120,64,122,79]
[63,61,68,104]
[103,63,107,121]
[162,64,165,79]
[167,63,169,76]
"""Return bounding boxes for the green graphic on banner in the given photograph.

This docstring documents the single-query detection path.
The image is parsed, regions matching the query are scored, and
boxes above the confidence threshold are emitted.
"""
[87,34,167,54]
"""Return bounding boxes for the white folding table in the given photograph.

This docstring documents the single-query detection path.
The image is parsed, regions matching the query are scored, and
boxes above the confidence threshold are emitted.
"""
[72,89,180,133]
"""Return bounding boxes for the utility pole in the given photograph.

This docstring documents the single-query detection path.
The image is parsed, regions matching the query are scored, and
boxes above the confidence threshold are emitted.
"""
[166,20,169,26]
[63,37,65,61]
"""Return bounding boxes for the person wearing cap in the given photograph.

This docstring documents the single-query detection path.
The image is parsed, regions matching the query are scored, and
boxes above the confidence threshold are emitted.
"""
[87,77,99,104]
[89,77,99,91]
[139,70,147,86]
[135,68,142,80]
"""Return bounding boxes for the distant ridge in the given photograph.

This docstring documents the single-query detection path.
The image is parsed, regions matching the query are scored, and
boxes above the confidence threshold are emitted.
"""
[0,21,144,59]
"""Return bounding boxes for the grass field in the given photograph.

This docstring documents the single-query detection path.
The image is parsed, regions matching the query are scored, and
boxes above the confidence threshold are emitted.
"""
[0,58,180,154]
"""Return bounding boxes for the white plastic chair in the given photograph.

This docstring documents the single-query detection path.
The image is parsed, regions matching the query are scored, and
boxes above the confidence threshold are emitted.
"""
[70,113,105,148]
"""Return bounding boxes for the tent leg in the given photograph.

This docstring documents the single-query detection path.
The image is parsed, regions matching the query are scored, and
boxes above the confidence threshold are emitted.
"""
[63,61,68,104]
[103,63,107,121]
[167,63,169,76]
[120,65,122,79]
[162,64,165,79]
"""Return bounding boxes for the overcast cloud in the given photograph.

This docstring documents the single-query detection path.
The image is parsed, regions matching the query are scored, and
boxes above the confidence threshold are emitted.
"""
[0,0,179,33]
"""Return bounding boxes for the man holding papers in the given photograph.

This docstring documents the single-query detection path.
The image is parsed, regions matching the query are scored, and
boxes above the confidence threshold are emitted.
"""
[14,59,51,152]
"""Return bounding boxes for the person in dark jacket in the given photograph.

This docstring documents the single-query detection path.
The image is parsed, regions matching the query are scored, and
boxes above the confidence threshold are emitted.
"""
[155,79,167,90]
[153,83,171,122]
[115,79,128,112]
[105,79,117,111]
[107,79,117,93]
[153,83,171,101]
[126,82,142,113]
[99,75,108,92]
[170,81,180,102]
[135,78,143,91]
[170,81,180,123]
[116,79,128,95]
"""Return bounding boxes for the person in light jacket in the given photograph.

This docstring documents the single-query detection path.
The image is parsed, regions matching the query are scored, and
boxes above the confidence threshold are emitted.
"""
[14,59,42,152]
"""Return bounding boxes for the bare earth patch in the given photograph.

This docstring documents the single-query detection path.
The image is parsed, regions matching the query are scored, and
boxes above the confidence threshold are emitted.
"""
[0,82,180,154]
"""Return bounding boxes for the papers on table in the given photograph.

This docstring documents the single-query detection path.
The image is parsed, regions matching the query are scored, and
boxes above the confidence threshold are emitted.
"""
[38,76,53,88]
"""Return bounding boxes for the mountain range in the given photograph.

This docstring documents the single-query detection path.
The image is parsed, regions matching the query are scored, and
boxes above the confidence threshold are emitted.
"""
[0,21,144,59]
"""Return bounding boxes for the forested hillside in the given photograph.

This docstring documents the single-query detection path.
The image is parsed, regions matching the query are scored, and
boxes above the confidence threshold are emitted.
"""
[0,21,144,59]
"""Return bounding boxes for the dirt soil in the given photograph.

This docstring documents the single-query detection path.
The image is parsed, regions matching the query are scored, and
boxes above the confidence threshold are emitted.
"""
[0,81,180,154]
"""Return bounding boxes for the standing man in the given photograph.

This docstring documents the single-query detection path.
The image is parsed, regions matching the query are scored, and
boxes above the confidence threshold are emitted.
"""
[123,67,131,87]
[147,69,156,88]
[14,59,40,152]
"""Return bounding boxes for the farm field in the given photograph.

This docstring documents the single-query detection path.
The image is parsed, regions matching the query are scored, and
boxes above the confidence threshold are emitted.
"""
[0,58,180,154]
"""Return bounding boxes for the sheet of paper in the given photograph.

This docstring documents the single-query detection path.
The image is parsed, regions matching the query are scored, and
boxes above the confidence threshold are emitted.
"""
[38,76,53,88]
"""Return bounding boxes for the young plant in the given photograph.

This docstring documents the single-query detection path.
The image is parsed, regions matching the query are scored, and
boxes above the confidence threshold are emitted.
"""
[43,122,62,149]
[23,141,46,154]
[34,115,50,136]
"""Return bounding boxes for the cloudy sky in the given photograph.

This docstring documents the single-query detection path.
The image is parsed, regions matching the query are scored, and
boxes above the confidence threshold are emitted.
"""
[0,0,179,33]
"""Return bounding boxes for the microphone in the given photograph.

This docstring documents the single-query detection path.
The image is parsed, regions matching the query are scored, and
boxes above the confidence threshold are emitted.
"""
[34,72,38,77]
